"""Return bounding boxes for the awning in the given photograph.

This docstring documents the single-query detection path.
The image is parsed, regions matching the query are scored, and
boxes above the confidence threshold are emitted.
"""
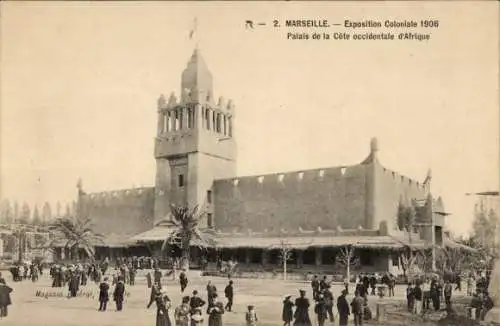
[215,235,416,250]
[130,226,176,242]
[443,237,478,252]
[130,227,216,247]
[45,233,136,249]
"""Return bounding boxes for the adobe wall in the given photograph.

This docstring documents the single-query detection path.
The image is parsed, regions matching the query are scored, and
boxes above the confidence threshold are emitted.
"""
[189,152,237,228]
[213,165,368,231]
[79,187,155,237]
[374,163,429,232]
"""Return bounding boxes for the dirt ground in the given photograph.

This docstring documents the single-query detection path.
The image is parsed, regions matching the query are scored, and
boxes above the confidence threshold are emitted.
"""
[1,271,473,326]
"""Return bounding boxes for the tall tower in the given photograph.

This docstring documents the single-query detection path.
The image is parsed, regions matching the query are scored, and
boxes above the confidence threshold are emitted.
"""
[154,49,237,227]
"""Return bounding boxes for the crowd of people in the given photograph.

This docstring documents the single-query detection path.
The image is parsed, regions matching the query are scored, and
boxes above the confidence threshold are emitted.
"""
[9,261,42,282]
[404,271,494,321]
[0,256,496,326]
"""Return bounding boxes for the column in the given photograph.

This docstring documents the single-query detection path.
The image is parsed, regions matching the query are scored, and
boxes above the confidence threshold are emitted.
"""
[166,111,171,132]
[212,110,216,132]
[261,249,269,265]
[296,250,304,268]
[315,248,322,266]
[245,249,251,265]
[182,107,189,130]
[199,106,205,129]
[206,109,211,130]
[223,115,227,135]
[228,117,233,137]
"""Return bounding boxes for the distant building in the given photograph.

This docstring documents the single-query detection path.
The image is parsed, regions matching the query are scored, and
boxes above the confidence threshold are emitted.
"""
[75,48,453,274]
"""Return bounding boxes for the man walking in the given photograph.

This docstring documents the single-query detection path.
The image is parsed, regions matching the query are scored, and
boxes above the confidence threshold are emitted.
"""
[98,277,110,311]
[351,291,364,326]
[113,276,125,311]
[224,280,234,312]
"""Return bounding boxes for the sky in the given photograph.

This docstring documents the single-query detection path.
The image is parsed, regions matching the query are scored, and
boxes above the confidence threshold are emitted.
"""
[0,1,498,236]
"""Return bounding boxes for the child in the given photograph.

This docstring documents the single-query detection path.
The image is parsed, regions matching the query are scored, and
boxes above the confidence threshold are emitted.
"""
[406,283,415,312]
[245,305,258,326]
[190,307,204,326]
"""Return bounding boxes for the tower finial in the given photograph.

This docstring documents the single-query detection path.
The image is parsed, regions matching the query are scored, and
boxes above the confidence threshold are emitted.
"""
[423,168,432,185]
[370,137,379,153]
[189,17,199,50]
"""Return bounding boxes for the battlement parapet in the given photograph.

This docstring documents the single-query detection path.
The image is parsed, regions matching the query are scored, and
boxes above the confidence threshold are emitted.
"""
[380,166,428,190]
[82,187,154,201]
[215,164,366,188]
[211,227,381,238]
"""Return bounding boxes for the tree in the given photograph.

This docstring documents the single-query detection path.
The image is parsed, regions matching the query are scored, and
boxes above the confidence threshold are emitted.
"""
[48,217,104,261]
[71,201,77,218]
[278,239,293,280]
[397,201,418,247]
[436,247,467,272]
[0,199,13,224]
[42,202,52,224]
[156,204,208,271]
[32,205,41,225]
[19,203,31,224]
[64,204,71,218]
[338,245,359,282]
[399,249,419,280]
[56,201,62,217]
[13,201,19,222]
[472,199,497,251]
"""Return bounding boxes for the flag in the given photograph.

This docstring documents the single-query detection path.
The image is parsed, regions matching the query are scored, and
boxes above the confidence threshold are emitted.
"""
[189,17,197,40]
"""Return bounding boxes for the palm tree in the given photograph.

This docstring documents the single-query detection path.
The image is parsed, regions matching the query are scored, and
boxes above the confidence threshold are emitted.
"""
[48,217,104,261]
[155,204,211,270]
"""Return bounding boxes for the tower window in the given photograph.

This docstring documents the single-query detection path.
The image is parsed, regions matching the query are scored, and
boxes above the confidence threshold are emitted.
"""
[175,110,180,130]
[207,190,212,204]
[212,111,216,132]
[178,174,184,187]
[178,109,183,130]
[188,107,194,128]
[165,112,170,132]
[207,213,213,228]
[228,117,232,137]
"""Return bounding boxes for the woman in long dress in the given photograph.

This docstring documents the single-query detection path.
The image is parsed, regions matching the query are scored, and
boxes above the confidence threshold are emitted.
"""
[208,294,225,326]
[149,290,172,326]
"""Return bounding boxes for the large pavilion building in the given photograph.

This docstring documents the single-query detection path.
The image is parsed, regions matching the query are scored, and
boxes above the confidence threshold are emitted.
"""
[73,48,455,275]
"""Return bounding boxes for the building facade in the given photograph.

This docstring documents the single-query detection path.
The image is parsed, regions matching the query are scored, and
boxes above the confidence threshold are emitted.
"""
[76,48,449,274]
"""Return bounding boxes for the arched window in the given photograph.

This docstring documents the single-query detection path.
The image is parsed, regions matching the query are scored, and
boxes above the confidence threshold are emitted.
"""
[205,108,210,130]
[188,107,195,128]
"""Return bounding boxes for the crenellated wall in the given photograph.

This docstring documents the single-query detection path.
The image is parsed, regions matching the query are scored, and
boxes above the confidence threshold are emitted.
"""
[213,165,368,231]
[374,163,429,232]
[79,187,155,238]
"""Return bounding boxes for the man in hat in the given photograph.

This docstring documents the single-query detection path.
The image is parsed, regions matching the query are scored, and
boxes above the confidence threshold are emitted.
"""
[0,279,13,318]
[113,276,126,311]
[282,295,294,326]
[190,290,206,313]
[314,293,328,326]
[323,286,335,322]
[311,276,320,301]
[294,289,312,326]
[98,277,110,311]
[351,291,364,326]
[179,269,189,293]
[175,296,191,326]
[224,280,234,312]
[153,267,162,289]
[337,289,350,326]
